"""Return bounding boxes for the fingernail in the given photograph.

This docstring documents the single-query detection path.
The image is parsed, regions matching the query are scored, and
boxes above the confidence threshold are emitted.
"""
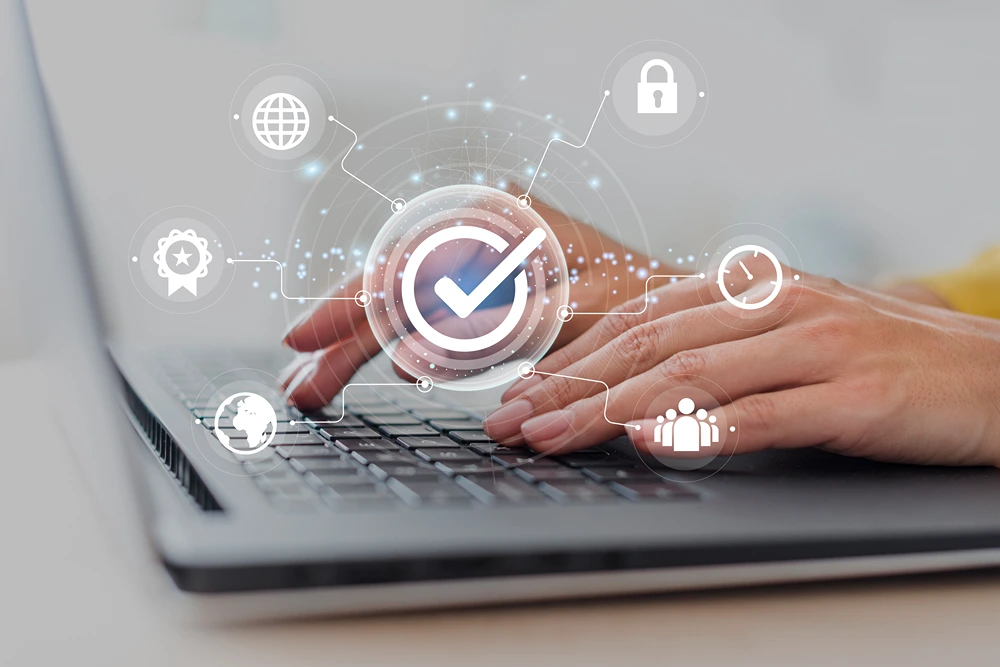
[502,375,542,402]
[482,399,534,442]
[281,309,314,346]
[521,410,573,443]
[283,361,318,404]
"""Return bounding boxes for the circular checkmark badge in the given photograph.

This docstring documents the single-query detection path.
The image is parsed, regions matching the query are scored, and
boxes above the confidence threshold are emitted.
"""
[364,184,568,391]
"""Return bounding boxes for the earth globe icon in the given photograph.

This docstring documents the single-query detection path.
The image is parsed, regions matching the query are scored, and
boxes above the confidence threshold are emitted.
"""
[213,392,278,455]
[252,92,310,151]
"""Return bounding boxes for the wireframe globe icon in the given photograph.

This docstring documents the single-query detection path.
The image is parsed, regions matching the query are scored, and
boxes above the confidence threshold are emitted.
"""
[252,92,310,151]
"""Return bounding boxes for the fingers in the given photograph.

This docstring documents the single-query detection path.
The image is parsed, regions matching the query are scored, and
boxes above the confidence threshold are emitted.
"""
[510,330,829,453]
[284,324,384,411]
[485,301,758,443]
[283,272,369,352]
[502,275,710,402]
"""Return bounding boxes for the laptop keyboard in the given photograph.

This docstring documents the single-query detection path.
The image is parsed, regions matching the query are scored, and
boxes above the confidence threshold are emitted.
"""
[155,351,699,512]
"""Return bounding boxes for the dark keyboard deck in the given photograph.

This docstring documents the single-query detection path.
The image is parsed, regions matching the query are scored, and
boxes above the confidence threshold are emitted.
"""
[156,351,698,512]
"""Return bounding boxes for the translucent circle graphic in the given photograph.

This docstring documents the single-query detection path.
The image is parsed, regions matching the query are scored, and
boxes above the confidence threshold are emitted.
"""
[229,64,338,171]
[695,223,804,331]
[627,375,739,481]
[364,184,568,391]
[127,206,235,314]
[188,369,291,477]
[602,40,709,148]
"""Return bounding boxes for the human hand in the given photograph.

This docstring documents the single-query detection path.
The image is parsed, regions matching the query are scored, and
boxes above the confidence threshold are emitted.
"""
[483,255,1000,467]
[281,189,657,410]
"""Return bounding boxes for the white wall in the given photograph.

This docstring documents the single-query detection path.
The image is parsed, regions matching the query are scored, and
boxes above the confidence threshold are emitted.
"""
[4,0,998,359]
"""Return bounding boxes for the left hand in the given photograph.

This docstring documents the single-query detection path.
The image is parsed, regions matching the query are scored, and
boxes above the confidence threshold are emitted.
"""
[483,264,1000,467]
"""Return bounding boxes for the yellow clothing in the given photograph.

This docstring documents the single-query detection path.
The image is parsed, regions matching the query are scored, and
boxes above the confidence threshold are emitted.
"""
[920,246,1000,320]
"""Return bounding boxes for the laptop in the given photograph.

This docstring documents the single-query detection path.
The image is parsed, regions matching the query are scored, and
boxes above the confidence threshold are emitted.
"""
[10,0,1000,621]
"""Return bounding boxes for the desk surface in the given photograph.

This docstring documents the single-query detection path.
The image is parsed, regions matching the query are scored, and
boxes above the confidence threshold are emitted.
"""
[3,357,998,666]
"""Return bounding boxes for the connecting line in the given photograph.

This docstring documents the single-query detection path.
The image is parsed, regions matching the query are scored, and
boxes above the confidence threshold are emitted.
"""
[530,370,640,431]
[327,116,403,211]
[289,380,432,425]
[566,273,706,317]
[228,258,369,303]
[523,91,610,199]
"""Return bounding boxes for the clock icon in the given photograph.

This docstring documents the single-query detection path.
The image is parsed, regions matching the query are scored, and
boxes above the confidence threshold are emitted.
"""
[717,244,783,310]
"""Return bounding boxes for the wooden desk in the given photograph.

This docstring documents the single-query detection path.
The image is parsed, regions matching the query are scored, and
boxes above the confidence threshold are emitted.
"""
[3,358,997,666]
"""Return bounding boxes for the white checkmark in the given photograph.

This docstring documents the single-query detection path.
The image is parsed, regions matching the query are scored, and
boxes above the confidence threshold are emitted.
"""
[433,227,548,319]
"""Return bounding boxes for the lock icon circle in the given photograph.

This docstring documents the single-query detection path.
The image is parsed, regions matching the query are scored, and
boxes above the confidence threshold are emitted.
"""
[637,58,678,114]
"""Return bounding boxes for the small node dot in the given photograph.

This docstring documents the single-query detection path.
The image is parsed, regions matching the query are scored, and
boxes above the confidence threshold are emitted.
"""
[699,91,705,98]
[194,419,201,425]
[131,256,138,263]
[794,274,800,281]
[391,198,406,213]
[516,194,532,209]
[516,362,535,379]
[328,115,334,121]
[226,257,233,264]
[604,90,610,96]
[289,420,297,426]
[633,424,641,431]
[698,273,706,279]
[729,426,736,432]
[556,305,574,322]
[233,113,240,120]
[416,376,434,393]
[355,290,372,307]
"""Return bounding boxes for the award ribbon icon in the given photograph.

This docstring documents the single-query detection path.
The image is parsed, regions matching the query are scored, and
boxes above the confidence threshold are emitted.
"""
[152,229,213,296]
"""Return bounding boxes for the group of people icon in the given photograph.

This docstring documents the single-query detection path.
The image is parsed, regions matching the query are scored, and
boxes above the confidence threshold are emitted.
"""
[653,397,719,452]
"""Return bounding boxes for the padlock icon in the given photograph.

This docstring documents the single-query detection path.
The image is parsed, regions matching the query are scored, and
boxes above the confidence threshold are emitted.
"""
[637,58,677,114]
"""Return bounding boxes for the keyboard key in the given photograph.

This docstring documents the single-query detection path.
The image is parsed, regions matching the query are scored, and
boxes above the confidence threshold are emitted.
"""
[220,423,311,437]
[287,457,358,473]
[409,408,473,421]
[469,443,524,456]
[447,430,495,444]
[538,480,621,503]
[433,461,494,476]
[320,427,380,440]
[428,419,483,431]
[512,465,586,484]
[387,479,477,506]
[397,437,462,450]
[379,425,439,438]
[275,444,338,459]
[348,404,411,416]
[351,450,417,466]
[368,463,444,482]
[332,438,401,453]
[303,414,365,429]
[491,453,559,468]
[581,467,659,484]
[414,448,484,463]
[363,415,424,427]
[607,481,699,502]
[268,433,325,446]
[307,471,378,488]
[456,473,550,505]
[550,452,620,468]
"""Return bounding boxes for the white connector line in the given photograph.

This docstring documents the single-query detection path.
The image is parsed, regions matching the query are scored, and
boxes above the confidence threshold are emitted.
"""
[291,379,433,425]
[327,116,406,213]
[563,273,705,318]
[523,91,610,199]
[228,258,371,304]
[530,370,640,431]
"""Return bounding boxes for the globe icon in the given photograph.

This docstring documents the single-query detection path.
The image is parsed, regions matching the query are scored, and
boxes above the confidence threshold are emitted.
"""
[214,392,278,455]
[252,92,310,151]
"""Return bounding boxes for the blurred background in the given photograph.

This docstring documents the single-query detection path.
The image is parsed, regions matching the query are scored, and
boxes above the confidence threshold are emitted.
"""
[4,0,999,361]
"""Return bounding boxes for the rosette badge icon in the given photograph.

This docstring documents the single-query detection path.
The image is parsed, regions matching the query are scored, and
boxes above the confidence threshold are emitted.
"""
[152,229,213,297]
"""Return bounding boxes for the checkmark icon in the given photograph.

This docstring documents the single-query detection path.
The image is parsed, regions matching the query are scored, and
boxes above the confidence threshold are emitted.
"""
[433,227,548,319]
